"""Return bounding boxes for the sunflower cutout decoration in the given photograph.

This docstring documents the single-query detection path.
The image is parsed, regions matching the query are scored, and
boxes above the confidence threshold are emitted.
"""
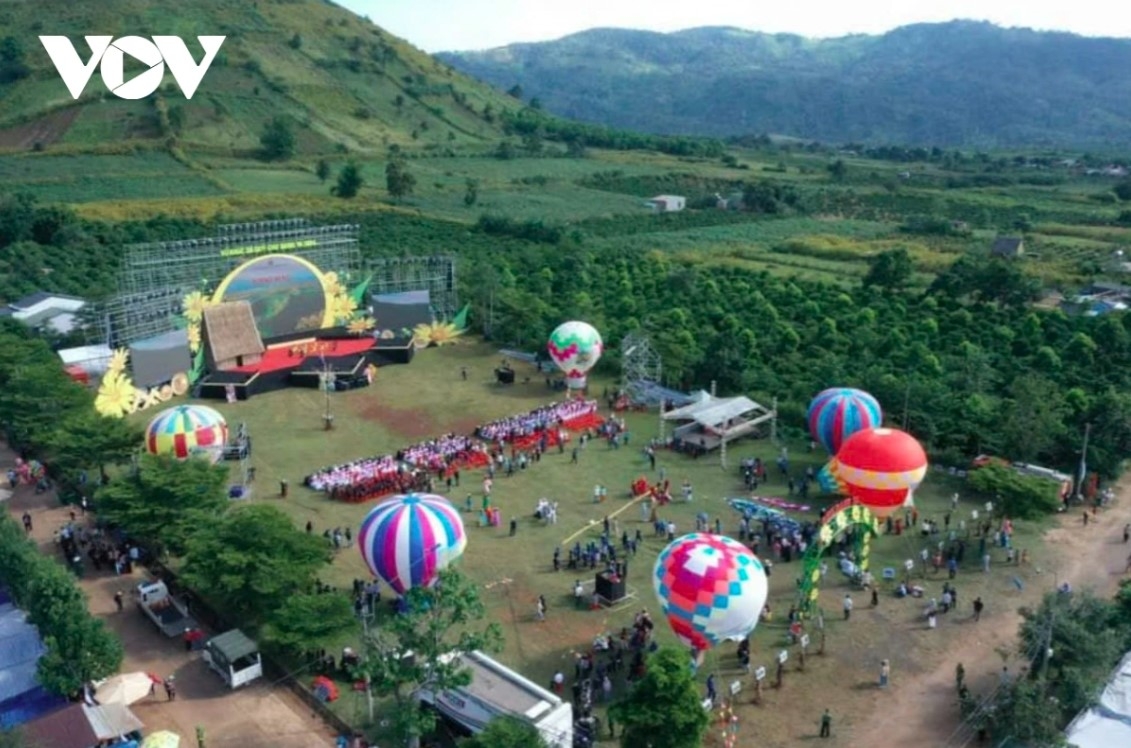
[347,317,376,335]
[95,368,138,418]
[412,321,465,349]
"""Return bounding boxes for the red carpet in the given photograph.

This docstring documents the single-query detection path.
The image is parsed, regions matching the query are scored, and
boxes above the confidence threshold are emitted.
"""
[562,413,605,431]
[230,338,376,374]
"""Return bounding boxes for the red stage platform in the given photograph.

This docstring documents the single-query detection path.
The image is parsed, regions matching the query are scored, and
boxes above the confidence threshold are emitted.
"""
[230,338,377,374]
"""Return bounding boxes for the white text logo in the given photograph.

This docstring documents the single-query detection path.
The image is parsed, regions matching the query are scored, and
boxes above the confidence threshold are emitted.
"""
[39,35,226,100]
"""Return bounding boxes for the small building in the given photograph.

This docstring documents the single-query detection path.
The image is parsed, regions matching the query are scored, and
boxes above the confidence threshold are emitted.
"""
[645,195,686,213]
[0,291,86,334]
[990,236,1025,258]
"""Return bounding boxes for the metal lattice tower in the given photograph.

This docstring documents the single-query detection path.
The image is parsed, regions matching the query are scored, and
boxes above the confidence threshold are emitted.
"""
[364,255,458,321]
[621,333,662,400]
[94,220,362,347]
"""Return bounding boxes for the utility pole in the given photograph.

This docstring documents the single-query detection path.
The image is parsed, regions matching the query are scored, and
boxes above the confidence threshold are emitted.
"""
[321,358,334,431]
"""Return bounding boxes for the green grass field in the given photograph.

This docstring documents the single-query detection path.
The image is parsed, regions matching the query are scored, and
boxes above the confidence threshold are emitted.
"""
[133,341,1064,744]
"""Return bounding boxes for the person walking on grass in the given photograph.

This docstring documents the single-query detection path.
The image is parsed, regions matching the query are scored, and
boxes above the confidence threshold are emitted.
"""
[843,594,853,621]
[819,709,832,738]
[1124,523,1130,543]
[879,659,890,688]
[973,597,984,622]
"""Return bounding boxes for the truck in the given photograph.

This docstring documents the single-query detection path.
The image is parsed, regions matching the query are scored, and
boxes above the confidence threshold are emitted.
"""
[202,629,263,689]
[416,650,573,748]
[135,580,198,637]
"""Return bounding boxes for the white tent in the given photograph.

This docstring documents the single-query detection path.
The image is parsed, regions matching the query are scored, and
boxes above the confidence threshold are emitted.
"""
[662,394,775,451]
[57,344,113,375]
[1064,651,1131,747]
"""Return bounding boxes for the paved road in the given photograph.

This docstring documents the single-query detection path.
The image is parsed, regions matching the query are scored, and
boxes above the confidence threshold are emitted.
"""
[4,473,337,747]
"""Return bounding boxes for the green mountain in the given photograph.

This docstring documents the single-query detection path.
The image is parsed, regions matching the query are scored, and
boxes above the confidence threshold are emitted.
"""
[438,21,1131,149]
[0,0,517,154]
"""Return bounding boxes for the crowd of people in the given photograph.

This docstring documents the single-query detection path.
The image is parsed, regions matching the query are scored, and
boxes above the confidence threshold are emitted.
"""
[305,400,603,502]
[396,434,485,473]
[475,399,598,443]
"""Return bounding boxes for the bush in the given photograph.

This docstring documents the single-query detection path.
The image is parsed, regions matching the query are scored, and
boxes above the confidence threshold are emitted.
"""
[966,464,1062,520]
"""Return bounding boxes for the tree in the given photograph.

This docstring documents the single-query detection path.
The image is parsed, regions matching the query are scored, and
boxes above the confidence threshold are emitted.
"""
[863,248,913,290]
[37,616,123,696]
[288,33,303,49]
[608,647,709,748]
[44,410,142,484]
[315,159,330,183]
[260,593,356,657]
[463,178,479,207]
[460,716,548,748]
[353,568,502,747]
[332,163,363,198]
[95,454,230,556]
[966,464,1061,519]
[181,504,329,626]
[259,116,295,160]
[827,158,847,181]
[386,156,416,202]
[997,375,1067,463]
[0,36,29,83]
[506,84,523,99]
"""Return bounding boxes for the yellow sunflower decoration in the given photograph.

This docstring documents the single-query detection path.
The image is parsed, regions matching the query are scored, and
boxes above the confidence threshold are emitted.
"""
[322,271,344,298]
[412,321,464,349]
[347,317,376,335]
[107,348,129,378]
[94,369,138,418]
[186,324,202,353]
[182,290,212,322]
[330,290,358,325]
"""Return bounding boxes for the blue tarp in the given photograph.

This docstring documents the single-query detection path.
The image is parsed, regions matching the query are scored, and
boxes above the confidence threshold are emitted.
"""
[626,380,696,407]
[0,597,66,727]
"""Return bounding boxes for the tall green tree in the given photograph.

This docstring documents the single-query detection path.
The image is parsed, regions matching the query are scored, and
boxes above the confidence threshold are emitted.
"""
[386,156,417,202]
[332,163,363,198]
[44,409,142,482]
[353,568,502,748]
[37,616,123,697]
[608,647,709,748]
[997,374,1068,462]
[259,116,296,160]
[260,593,356,656]
[315,159,331,183]
[95,454,230,556]
[460,716,549,748]
[863,248,913,291]
[180,504,329,626]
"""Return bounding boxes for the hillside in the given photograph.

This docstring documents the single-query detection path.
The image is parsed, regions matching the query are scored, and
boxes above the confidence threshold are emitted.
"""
[0,0,519,154]
[438,21,1131,149]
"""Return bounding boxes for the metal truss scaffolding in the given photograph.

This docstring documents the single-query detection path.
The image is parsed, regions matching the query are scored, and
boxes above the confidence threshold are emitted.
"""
[364,255,459,321]
[620,332,663,401]
[100,220,361,347]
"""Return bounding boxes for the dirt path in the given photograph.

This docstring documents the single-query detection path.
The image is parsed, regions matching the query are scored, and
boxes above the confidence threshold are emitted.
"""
[2,450,337,747]
[853,481,1131,747]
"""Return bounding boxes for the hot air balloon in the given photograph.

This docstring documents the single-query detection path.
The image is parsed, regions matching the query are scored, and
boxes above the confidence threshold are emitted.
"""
[357,493,467,596]
[547,321,603,391]
[653,534,768,652]
[829,427,928,518]
[144,405,228,463]
[815,461,842,494]
[807,387,883,455]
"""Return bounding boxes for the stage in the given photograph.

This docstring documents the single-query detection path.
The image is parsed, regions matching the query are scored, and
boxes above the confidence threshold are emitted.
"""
[195,335,390,400]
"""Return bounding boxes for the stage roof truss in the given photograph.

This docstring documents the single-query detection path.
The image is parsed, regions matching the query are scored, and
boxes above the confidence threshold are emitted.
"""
[663,395,775,440]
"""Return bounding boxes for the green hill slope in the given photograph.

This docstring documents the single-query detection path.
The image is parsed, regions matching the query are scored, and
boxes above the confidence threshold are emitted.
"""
[438,21,1131,149]
[0,0,516,154]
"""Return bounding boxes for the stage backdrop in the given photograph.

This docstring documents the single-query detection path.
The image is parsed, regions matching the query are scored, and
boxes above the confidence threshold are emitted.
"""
[371,290,432,345]
[212,254,334,341]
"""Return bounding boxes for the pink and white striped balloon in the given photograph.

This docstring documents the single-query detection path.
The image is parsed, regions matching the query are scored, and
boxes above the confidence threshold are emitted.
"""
[357,493,467,596]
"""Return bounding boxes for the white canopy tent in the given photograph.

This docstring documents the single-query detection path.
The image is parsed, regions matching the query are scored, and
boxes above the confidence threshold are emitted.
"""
[662,394,776,463]
[1064,651,1131,747]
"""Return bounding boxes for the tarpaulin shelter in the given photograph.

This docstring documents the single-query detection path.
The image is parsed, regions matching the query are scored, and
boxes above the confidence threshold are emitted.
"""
[1064,650,1131,747]
[24,702,144,748]
[0,594,66,728]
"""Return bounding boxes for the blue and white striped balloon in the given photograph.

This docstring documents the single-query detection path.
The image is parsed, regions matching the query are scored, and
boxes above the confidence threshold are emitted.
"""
[357,493,467,596]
